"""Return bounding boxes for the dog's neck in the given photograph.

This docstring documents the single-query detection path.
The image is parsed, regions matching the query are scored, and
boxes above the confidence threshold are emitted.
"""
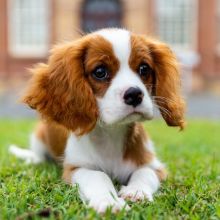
[89,122,133,154]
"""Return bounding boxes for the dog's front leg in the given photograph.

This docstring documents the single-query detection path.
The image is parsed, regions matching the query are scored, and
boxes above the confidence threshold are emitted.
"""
[119,166,161,202]
[63,166,129,213]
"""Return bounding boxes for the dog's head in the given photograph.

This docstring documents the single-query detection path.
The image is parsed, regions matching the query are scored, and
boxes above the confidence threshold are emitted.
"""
[22,28,185,135]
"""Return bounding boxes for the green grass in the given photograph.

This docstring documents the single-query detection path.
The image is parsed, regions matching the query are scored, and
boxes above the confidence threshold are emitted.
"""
[0,119,220,220]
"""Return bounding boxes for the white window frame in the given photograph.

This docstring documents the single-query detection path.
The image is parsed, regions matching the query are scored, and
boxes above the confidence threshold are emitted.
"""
[7,0,51,58]
[156,0,198,52]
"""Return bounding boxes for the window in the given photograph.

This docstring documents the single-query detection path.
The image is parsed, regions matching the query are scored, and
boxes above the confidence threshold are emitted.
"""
[8,0,50,57]
[82,0,122,33]
[156,0,197,50]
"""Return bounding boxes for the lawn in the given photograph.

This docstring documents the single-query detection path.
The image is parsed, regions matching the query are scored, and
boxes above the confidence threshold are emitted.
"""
[0,119,220,220]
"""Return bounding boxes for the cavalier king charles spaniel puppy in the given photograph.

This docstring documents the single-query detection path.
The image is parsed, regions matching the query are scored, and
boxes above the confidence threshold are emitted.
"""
[10,28,185,213]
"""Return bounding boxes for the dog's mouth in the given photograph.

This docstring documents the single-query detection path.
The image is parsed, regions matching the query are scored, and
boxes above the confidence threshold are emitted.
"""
[97,108,154,127]
[117,111,153,125]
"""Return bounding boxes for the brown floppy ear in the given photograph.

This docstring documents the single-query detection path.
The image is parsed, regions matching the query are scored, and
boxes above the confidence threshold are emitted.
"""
[149,40,185,129]
[22,39,98,135]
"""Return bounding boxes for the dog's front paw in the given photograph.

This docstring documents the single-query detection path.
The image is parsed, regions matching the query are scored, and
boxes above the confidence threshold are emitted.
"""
[88,196,129,213]
[119,185,153,202]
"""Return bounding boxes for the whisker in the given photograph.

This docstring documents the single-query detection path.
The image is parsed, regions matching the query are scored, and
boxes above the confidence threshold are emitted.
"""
[153,99,167,105]
[156,107,171,118]
[153,96,177,104]
[154,102,171,113]
[153,103,171,118]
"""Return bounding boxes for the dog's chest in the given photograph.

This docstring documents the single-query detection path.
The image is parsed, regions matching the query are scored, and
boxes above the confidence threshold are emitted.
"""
[92,131,136,182]
[65,127,136,184]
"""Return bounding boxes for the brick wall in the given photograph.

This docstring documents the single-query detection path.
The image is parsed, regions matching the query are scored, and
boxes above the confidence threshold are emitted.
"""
[1,0,220,86]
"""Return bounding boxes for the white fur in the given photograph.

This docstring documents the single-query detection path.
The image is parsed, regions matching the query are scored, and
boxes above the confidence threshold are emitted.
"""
[65,125,136,184]
[119,166,160,202]
[146,139,156,153]
[72,168,129,213]
[96,28,154,125]
[9,133,46,164]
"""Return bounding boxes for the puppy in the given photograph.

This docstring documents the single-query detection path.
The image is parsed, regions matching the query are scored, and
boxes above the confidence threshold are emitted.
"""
[10,28,185,213]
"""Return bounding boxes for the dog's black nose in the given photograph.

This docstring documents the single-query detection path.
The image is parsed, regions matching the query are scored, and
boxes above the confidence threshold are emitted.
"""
[123,87,144,107]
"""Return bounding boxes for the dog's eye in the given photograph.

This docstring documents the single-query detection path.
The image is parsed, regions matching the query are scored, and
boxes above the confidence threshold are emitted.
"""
[92,65,108,80]
[138,63,152,77]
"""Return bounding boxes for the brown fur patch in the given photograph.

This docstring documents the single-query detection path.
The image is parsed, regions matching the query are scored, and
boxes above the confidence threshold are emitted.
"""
[123,123,154,166]
[22,36,99,136]
[123,123,168,181]
[22,34,122,135]
[84,35,120,97]
[62,164,79,184]
[35,121,69,160]
[130,34,185,129]
[129,35,155,94]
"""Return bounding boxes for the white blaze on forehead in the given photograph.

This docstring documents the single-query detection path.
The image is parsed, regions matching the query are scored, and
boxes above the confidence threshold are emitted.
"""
[95,29,153,125]
[96,28,131,65]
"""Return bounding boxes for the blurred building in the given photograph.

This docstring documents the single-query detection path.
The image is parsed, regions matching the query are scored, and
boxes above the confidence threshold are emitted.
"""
[0,0,220,92]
